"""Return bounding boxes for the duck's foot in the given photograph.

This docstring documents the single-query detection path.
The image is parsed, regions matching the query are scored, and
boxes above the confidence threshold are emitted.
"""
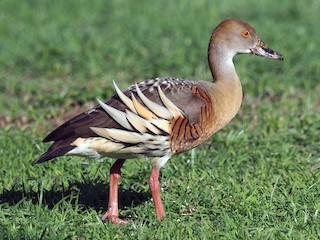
[101,211,129,224]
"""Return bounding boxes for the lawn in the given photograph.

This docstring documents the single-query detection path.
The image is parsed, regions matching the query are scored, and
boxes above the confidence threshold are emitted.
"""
[0,0,320,239]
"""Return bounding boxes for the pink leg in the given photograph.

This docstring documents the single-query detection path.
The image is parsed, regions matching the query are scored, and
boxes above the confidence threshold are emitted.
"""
[101,159,128,224]
[148,167,165,219]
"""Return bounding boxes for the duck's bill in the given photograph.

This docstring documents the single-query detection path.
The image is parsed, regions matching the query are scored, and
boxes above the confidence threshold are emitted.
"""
[251,40,283,60]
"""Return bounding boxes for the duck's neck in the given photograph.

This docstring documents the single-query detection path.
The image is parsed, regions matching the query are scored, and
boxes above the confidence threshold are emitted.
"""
[208,43,239,82]
[207,45,243,127]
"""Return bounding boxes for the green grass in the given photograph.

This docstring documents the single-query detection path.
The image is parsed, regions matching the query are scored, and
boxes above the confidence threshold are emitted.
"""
[1,0,320,239]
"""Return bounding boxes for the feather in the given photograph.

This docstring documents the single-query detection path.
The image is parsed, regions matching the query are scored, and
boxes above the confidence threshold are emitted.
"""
[125,110,148,133]
[97,99,133,130]
[125,110,161,134]
[157,86,183,116]
[131,93,156,119]
[90,127,113,140]
[116,146,146,154]
[86,138,124,152]
[149,118,170,133]
[135,84,173,119]
[91,127,151,144]
[113,81,137,113]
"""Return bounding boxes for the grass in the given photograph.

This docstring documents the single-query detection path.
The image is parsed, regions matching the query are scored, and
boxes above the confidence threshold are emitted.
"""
[0,0,320,239]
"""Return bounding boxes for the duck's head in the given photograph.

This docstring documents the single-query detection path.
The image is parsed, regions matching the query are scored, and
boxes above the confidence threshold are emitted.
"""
[209,19,283,61]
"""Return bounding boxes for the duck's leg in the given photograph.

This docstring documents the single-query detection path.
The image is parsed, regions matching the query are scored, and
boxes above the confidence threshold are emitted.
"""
[148,167,165,219]
[101,159,128,224]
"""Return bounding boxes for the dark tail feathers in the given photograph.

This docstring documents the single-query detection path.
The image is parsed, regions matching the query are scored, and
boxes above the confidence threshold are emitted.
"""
[35,141,74,164]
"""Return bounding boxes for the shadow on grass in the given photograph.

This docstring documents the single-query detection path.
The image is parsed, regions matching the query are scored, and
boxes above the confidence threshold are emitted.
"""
[0,181,150,213]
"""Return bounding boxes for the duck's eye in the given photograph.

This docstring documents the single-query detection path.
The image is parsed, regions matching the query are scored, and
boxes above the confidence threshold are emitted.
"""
[241,30,251,38]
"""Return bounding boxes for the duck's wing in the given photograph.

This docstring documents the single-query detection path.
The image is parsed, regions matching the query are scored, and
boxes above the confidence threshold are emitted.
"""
[35,77,212,163]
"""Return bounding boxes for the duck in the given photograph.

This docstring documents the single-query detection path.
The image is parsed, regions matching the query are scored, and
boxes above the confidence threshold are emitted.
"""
[36,19,283,224]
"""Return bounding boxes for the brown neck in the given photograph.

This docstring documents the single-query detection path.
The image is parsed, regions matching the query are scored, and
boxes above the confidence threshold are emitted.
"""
[208,40,238,82]
[207,40,243,129]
